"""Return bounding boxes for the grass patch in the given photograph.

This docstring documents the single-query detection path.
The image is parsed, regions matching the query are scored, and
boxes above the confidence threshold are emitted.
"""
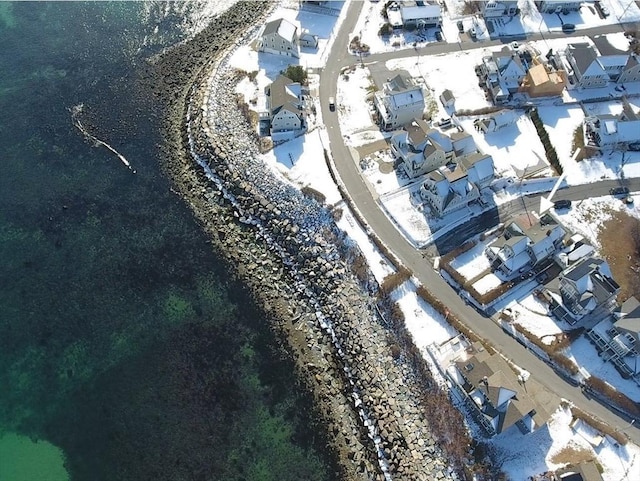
[598,210,640,301]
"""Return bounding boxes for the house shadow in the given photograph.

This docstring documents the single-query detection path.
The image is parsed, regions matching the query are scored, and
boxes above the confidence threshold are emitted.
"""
[295,2,344,40]
[431,202,501,255]
[256,52,300,81]
[272,134,306,168]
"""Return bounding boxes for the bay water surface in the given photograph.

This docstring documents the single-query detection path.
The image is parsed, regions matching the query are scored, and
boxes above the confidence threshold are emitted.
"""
[0,2,332,480]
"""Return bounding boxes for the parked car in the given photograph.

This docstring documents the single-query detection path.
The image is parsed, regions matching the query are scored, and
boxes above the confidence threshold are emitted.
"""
[437,117,452,128]
[435,30,443,42]
[510,41,520,50]
[624,196,634,204]
[610,186,630,196]
[328,97,335,111]
[562,23,575,33]
[596,1,609,17]
[553,199,572,210]
[457,21,464,33]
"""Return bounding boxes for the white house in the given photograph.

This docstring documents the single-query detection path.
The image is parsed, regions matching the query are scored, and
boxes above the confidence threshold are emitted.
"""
[564,43,609,88]
[480,0,519,18]
[479,46,527,103]
[400,4,442,28]
[374,73,425,131]
[558,257,620,319]
[588,296,640,381]
[458,153,495,190]
[259,18,299,58]
[473,110,518,133]
[485,216,567,277]
[420,165,480,217]
[619,54,640,83]
[583,113,640,151]
[535,0,593,14]
[265,75,305,135]
[389,119,477,178]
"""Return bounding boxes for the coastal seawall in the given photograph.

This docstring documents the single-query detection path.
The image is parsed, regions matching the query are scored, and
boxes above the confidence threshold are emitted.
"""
[150,2,461,480]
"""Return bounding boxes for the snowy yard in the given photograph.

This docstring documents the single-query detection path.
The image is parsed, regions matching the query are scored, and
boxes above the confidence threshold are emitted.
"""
[224,2,640,479]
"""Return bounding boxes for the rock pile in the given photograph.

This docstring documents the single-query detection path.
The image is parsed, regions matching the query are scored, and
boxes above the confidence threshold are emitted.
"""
[155,2,462,480]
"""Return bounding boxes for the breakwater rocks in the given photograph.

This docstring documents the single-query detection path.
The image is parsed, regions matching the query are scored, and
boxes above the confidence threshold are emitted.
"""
[153,2,461,480]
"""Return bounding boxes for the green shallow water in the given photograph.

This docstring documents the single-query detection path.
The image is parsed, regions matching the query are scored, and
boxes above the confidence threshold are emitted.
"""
[0,2,333,480]
[0,433,68,481]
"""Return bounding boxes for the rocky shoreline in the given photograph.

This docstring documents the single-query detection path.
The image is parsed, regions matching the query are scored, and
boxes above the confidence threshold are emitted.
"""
[149,2,461,480]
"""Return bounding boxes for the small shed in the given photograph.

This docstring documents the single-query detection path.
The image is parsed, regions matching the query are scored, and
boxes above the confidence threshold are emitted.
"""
[299,31,318,49]
[440,89,455,108]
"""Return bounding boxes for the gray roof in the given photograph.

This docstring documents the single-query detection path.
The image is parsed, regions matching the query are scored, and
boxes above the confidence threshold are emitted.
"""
[263,18,297,43]
[568,43,599,77]
[455,344,550,434]
[563,256,605,282]
[387,72,413,92]
[614,296,640,342]
[266,74,301,115]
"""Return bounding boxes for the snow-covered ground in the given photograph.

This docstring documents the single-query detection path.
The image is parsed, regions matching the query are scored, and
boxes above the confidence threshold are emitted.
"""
[353,0,640,54]
[225,2,640,479]
[491,404,640,481]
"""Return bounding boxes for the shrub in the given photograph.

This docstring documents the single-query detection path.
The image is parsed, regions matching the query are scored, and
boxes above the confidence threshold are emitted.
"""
[300,186,326,205]
[584,376,640,417]
[378,22,392,36]
[280,65,308,85]
[529,108,563,175]
[379,267,411,296]
[572,406,629,446]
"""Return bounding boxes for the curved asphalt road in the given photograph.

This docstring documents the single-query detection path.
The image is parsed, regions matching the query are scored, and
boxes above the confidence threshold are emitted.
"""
[319,1,640,443]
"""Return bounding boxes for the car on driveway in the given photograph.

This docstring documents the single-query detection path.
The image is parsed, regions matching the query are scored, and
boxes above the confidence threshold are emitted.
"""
[610,186,630,196]
[435,30,443,42]
[553,199,571,210]
[457,21,464,33]
[562,23,575,33]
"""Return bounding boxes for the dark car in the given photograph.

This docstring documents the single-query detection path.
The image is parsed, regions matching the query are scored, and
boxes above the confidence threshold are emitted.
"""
[553,199,571,210]
[610,186,630,196]
[562,23,575,33]
[328,97,335,111]
[435,30,443,42]
[457,21,464,33]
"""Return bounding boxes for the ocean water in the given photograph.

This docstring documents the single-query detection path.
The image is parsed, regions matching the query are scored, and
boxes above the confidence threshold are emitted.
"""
[0,2,332,480]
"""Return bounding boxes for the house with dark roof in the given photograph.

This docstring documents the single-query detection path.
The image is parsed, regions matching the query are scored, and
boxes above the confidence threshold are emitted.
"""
[389,119,476,178]
[619,54,640,83]
[374,73,425,130]
[557,257,620,320]
[564,43,609,88]
[264,75,305,135]
[419,164,480,217]
[419,153,494,217]
[259,18,299,58]
[588,296,640,380]
[449,343,550,436]
[564,43,640,88]
[485,215,567,277]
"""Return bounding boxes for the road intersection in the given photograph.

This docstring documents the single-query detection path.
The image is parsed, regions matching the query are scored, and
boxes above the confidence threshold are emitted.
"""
[320,1,640,444]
